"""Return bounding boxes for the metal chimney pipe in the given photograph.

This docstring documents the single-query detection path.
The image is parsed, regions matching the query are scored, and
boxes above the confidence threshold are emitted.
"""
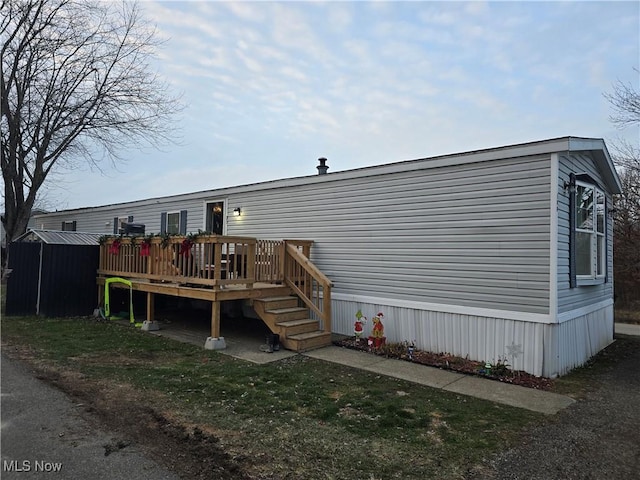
[317,157,329,175]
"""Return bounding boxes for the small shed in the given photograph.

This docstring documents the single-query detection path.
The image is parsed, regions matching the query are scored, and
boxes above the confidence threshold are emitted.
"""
[5,229,101,317]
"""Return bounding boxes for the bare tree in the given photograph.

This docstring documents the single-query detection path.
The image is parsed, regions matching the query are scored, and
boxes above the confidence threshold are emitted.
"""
[604,73,640,129]
[612,167,640,308]
[605,72,640,312]
[1,0,180,244]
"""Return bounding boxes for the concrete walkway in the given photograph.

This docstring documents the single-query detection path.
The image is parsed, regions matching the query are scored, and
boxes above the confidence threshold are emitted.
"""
[304,346,575,415]
[147,318,640,416]
[615,322,640,337]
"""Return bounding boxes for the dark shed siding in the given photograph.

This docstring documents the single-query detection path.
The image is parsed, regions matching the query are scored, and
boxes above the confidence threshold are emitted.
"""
[5,243,99,317]
[5,242,40,315]
[39,244,99,317]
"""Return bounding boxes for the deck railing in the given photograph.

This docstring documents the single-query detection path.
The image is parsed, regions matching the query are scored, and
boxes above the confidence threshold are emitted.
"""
[98,235,332,332]
[283,241,332,334]
[99,235,265,288]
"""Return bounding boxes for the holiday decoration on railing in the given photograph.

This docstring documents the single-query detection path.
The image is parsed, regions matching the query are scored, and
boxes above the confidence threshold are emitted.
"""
[108,238,121,255]
[179,238,193,256]
[139,236,152,257]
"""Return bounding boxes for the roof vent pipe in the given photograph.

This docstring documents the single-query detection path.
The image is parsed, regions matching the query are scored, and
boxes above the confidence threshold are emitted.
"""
[317,157,329,175]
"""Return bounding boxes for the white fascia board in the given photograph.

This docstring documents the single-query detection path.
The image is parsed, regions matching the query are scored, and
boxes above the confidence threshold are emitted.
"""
[332,292,553,324]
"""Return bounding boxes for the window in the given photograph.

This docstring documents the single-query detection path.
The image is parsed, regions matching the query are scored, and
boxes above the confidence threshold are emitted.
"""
[160,210,187,235]
[61,220,76,231]
[166,212,180,234]
[573,180,606,284]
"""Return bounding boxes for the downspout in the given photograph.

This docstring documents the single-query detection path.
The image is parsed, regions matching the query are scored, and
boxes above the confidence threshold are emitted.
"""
[36,242,44,315]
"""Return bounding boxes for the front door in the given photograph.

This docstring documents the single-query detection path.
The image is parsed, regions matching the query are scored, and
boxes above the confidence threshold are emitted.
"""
[205,202,224,234]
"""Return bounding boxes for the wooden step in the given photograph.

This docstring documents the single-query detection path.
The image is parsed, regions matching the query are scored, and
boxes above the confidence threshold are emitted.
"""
[254,296,299,310]
[276,318,319,336]
[265,307,308,322]
[284,331,332,352]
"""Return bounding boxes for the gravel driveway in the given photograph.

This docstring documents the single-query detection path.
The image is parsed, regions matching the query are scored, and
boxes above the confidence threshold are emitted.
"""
[1,353,181,480]
[467,335,640,480]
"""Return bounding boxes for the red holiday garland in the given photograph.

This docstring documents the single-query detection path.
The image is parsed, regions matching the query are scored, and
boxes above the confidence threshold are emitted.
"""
[108,239,121,255]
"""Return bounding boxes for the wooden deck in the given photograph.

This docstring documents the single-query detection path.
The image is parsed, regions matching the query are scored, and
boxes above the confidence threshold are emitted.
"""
[97,235,332,351]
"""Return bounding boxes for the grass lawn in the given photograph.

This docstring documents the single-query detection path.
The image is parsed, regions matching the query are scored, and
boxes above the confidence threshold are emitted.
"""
[1,315,545,479]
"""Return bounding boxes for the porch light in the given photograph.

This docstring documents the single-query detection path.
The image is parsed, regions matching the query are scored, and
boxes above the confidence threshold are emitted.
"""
[563,173,576,194]
[233,207,242,217]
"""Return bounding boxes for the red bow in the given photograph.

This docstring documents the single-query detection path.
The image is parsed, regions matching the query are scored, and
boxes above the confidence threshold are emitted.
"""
[179,239,193,256]
[108,239,121,255]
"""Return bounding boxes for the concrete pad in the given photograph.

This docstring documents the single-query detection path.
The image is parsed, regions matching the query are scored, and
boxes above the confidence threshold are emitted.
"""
[303,346,388,368]
[443,375,575,415]
[365,359,466,389]
[141,320,160,331]
[221,335,297,365]
[204,336,227,350]
[615,323,640,337]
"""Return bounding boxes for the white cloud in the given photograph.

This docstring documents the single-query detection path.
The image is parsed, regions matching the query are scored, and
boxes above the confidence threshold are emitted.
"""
[41,1,639,209]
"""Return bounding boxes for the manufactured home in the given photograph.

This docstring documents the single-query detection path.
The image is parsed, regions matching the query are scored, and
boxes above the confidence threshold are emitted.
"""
[32,137,622,377]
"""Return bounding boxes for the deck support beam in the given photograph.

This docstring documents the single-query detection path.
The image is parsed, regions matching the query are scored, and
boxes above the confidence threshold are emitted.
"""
[204,300,226,350]
[211,300,221,338]
[141,292,160,331]
[146,292,155,321]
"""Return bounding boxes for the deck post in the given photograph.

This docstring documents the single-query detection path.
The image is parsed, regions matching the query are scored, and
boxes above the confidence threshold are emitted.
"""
[211,301,220,337]
[204,300,226,350]
[141,292,160,331]
[146,292,155,321]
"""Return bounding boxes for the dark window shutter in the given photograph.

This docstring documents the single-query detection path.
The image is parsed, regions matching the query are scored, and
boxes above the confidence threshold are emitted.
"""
[179,210,188,235]
[568,175,577,288]
[72,221,77,232]
[113,217,119,235]
[61,221,65,231]
[160,212,167,234]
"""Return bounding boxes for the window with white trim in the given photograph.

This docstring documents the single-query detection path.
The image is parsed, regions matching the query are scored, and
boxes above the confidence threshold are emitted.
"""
[574,181,606,282]
[166,212,180,234]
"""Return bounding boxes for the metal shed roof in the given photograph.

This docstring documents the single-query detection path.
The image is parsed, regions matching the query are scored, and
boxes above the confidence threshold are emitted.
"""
[15,229,101,245]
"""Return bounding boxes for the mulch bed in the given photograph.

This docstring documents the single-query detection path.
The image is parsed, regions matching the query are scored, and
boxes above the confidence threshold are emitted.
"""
[333,337,554,391]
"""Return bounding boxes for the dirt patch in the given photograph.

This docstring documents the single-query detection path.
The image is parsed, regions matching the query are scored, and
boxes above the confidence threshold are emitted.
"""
[2,344,249,480]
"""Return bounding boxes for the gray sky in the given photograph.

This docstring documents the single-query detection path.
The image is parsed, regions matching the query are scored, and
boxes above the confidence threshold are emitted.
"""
[42,0,639,210]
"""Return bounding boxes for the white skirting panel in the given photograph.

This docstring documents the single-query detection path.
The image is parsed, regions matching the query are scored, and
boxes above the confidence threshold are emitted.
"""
[543,304,614,377]
[331,299,613,378]
[331,298,547,377]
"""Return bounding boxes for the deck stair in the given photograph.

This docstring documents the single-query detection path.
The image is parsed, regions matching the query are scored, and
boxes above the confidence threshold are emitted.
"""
[252,296,332,352]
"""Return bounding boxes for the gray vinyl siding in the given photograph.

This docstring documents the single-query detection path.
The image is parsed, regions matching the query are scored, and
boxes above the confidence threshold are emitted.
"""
[31,197,211,235]
[227,155,552,314]
[557,153,614,313]
[32,153,553,315]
